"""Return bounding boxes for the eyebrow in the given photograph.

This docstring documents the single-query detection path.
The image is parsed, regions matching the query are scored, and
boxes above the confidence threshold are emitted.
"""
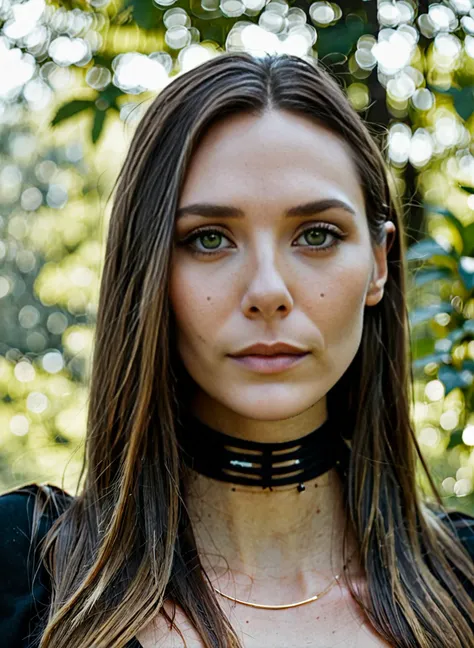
[176,198,358,220]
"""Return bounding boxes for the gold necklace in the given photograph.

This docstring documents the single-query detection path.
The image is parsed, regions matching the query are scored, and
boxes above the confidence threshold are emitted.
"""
[212,549,357,610]
[213,572,341,609]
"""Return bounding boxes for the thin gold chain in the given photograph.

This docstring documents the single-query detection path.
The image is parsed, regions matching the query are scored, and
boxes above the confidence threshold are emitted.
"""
[212,548,358,610]
[213,572,342,610]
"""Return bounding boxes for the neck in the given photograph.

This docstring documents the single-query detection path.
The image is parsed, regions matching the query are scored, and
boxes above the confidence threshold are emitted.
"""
[181,392,362,602]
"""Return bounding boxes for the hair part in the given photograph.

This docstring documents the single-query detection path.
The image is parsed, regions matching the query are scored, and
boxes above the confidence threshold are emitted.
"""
[26,52,474,648]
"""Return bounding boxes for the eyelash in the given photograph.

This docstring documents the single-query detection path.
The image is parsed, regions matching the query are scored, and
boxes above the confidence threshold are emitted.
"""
[177,223,345,257]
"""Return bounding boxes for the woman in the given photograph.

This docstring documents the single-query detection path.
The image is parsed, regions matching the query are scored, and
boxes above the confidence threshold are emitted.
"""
[0,52,473,648]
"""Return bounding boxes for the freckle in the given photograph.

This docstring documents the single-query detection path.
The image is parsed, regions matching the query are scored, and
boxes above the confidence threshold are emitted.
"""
[246,620,249,624]
[314,484,318,488]
[316,509,320,514]
[320,293,324,298]
[207,296,211,301]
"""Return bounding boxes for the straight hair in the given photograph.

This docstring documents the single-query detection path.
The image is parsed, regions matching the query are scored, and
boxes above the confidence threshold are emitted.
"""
[23,52,474,648]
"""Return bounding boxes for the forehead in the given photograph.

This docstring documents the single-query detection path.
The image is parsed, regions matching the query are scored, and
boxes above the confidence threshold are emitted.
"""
[179,109,365,216]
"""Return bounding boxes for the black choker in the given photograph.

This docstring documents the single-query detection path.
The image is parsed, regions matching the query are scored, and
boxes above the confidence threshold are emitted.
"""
[176,413,350,491]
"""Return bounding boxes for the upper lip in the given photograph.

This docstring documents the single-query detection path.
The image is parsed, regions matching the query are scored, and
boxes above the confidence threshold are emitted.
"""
[229,343,309,357]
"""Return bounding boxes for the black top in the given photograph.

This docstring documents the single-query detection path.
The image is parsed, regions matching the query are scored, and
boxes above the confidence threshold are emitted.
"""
[1,484,473,647]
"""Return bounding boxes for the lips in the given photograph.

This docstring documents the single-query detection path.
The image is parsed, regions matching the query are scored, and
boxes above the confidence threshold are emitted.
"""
[230,342,309,357]
[229,352,310,374]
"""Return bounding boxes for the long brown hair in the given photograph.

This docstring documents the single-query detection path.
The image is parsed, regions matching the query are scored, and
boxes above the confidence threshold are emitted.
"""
[28,52,474,647]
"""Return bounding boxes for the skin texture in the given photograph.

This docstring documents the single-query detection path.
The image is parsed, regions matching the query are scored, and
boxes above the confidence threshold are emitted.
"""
[161,109,396,646]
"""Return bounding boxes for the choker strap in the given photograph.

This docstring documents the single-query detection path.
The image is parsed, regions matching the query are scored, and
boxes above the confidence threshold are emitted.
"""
[176,414,350,491]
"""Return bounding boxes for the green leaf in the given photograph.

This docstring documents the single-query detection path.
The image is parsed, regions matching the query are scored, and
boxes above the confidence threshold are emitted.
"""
[51,100,95,126]
[424,203,465,237]
[458,257,474,292]
[464,319,474,334]
[438,365,472,394]
[447,429,464,449]
[92,108,107,144]
[412,268,452,286]
[423,203,474,255]
[447,327,466,344]
[317,14,368,59]
[409,302,453,326]
[101,84,125,105]
[91,54,115,68]
[463,359,474,372]
[412,351,451,370]
[462,222,474,257]
[125,0,161,29]
[406,237,454,262]
[452,86,474,121]
[411,335,435,360]
[433,85,474,121]
[443,321,474,346]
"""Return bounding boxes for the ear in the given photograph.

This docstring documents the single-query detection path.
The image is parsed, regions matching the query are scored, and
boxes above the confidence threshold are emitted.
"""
[365,221,396,307]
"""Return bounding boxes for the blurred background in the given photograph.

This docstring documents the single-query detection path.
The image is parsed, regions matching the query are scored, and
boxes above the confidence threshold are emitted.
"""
[0,0,474,515]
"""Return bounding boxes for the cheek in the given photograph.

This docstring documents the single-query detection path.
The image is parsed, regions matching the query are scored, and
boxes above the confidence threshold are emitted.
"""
[169,261,226,352]
[297,261,369,340]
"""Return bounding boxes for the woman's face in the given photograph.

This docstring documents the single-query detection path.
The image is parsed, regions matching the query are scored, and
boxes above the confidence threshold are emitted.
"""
[169,109,394,421]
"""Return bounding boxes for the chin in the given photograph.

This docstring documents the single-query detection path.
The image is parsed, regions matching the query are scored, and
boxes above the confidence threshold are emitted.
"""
[219,386,321,422]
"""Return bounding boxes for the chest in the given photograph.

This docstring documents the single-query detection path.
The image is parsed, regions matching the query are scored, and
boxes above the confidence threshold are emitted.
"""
[135,590,393,648]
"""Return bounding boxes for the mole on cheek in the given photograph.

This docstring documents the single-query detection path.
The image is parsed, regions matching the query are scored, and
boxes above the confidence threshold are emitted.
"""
[207,296,211,301]
[320,293,325,298]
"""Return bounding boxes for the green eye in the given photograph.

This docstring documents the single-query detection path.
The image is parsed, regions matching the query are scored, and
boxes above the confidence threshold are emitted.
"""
[199,232,222,249]
[179,223,343,257]
[178,228,232,256]
[303,229,327,246]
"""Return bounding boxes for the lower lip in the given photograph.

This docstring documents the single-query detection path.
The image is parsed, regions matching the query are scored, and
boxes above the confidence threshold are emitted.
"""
[229,353,310,374]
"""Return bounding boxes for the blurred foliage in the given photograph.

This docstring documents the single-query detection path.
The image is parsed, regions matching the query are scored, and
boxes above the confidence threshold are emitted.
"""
[0,0,474,514]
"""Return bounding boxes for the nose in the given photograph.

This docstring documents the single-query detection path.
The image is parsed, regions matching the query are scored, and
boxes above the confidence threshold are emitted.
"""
[241,244,294,321]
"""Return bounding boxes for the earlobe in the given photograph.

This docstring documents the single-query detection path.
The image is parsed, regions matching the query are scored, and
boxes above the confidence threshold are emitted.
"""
[365,279,386,307]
